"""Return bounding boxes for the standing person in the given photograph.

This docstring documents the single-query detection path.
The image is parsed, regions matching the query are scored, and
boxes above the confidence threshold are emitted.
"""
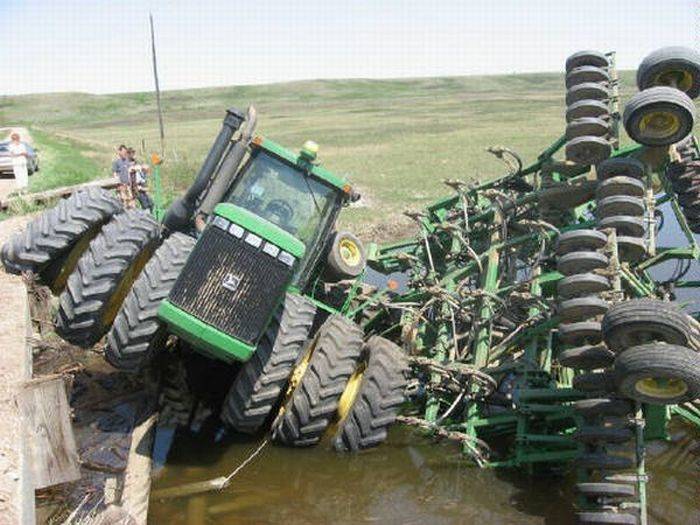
[112,144,135,209]
[9,132,29,190]
[127,148,153,211]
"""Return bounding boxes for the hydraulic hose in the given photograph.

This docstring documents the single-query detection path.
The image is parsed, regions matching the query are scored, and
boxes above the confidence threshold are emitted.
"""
[163,107,246,232]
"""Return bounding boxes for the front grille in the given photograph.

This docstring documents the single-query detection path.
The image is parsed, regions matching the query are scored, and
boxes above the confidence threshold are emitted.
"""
[168,223,294,345]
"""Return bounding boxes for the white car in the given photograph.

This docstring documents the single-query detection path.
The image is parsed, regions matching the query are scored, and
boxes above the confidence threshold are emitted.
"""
[0,141,39,176]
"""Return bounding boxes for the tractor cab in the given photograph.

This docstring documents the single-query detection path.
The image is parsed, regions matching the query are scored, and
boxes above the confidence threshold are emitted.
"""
[158,136,364,364]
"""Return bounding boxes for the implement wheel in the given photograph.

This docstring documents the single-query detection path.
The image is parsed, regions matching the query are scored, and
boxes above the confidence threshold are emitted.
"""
[332,336,408,452]
[637,46,700,98]
[55,210,161,348]
[596,157,646,181]
[601,299,693,352]
[566,118,610,140]
[613,343,700,405]
[558,344,614,370]
[566,51,609,72]
[566,83,610,106]
[566,66,610,89]
[1,187,122,293]
[576,482,636,499]
[326,231,366,280]
[623,87,696,146]
[566,100,609,122]
[565,136,612,166]
[556,229,608,255]
[221,293,316,434]
[557,251,609,276]
[105,233,196,372]
[576,512,638,525]
[572,398,632,419]
[272,315,363,447]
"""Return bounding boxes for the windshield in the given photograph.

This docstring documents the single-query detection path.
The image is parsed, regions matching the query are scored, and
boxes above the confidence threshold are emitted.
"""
[225,150,338,247]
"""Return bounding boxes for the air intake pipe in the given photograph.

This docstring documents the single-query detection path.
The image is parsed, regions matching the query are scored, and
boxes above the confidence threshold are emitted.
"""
[163,107,246,233]
[196,105,257,219]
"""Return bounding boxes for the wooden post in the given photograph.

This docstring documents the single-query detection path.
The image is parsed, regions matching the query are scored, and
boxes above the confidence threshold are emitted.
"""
[15,375,80,489]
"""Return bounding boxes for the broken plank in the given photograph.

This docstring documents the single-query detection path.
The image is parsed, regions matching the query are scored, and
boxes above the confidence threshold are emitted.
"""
[16,375,80,489]
[0,177,119,210]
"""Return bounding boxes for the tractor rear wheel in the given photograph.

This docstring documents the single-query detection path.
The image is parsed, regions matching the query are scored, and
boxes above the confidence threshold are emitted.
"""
[613,343,700,405]
[623,86,696,146]
[272,315,363,447]
[332,336,408,452]
[1,187,122,293]
[221,293,316,434]
[105,232,196,372]
[55,210,161,347]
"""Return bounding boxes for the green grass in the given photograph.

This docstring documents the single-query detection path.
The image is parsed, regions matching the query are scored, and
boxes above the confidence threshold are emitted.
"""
[0,71,639,232]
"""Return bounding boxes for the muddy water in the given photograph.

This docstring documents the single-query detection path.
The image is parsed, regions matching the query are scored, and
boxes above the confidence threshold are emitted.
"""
[150,202,700,525]
[149,420,699,525]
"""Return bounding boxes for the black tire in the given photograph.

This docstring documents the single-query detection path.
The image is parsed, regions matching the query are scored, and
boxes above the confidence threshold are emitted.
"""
[560,321,603,345]
[566,83,610,106]
[221,293,316,434]
[566,51,609,72]
[596,157,646,181]
[326,231,367,280]
[566,66,610,88]
[332,336,408,452]
[573,370,617,393]
[558,344,614,370]
[556,229,608,255]
[566,100,610,123]
[601,299,693,352]
[576,482,636,499]
[597,216,645,237]
[55,210,161,348]
[616,236,647,263]
[596,176,645,200]
[623,86,696,146]
[104,233,196,372]
[558,296,609,323]
[566,118,610,140]
[566,136,613,166]
[572,398,633,419]
[637,46,700,98]
[557,273,610,299]
[557,251,609,276]
[575,425,634,444]
[1,187,122,291]
[576,511,638,525]
[577,452,634,470]
[613,343,700,405]
[596,196,645,219]
[272,315,363,447]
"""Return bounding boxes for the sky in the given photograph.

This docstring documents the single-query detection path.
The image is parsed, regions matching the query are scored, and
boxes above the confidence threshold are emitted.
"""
[0,0,698,95]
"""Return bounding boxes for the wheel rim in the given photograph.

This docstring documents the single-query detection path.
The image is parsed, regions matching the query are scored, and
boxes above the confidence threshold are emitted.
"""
[275,338,317,419]
[638,110,681,140]
[634,376,688,399]
[46,224,102,294]
[654,69,694,93]
[336,363,366,423]
[339,238,361,266]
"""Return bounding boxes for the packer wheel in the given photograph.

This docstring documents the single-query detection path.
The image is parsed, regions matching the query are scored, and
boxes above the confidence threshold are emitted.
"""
[601,298,693,352]
[566,117,610,140]
[577,451,634,470]
[596,176,645,200]
[558,344,614,370]
[566,50,609,72]
[575,425,634,444]
[596,158,646,181]
[637,46,700,98]
[559,321,603,345]
[566,100,610,122]
[556,229,608,255]
[597,216,645,238]
[613,343,700,405]
[566,136,613,166]
[623,86,696,146]
[576,511,638,524]
[616,236,647,263]
[557,251,609,276]
[566,66,610,88]
[573,370,616,393]
[558,296,609,322]
[557,273,611,299]
[596,196,645,219]
[566,83,610,106]
[576,482,636,499]
[572,398,633,419]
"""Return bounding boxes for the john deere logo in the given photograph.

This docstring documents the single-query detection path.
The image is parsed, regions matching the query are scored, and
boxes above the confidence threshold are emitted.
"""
[222,273,243,292]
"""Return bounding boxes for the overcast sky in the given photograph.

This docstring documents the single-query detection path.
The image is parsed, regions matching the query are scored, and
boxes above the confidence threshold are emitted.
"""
[0,0,697,95]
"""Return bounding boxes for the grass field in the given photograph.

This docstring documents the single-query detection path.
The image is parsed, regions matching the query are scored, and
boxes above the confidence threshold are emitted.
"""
[0,70,638,234]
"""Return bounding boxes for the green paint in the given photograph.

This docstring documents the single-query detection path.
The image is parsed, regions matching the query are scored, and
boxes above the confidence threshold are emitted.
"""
[213,203,305,259]
[158,300,255,362]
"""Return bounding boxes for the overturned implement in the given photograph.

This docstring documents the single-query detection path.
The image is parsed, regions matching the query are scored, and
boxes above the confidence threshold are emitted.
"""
[3,46,700,524]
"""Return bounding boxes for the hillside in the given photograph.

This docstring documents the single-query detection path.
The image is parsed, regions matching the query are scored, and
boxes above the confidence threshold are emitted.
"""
[0,71,638,232]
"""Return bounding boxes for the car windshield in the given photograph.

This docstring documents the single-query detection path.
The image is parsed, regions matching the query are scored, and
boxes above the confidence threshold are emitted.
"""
[225,150,338,247]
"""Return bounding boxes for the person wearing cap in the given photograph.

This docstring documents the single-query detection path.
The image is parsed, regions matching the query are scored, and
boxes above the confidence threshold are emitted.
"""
[8,132,29,189]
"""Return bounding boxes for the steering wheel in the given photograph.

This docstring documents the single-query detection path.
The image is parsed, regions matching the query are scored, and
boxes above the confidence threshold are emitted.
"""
[264,199,294,225]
